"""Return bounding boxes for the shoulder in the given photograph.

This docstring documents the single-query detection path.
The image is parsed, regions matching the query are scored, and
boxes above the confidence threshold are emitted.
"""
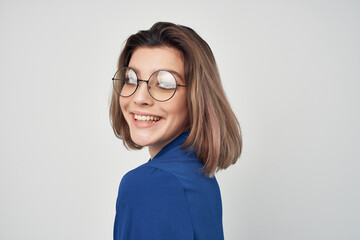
[115,166,194,239]
[120,164,183,189]
[118,165,187,206]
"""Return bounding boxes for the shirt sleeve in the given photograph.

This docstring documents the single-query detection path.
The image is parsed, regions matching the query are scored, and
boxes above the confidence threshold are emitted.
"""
[114,166,194,240]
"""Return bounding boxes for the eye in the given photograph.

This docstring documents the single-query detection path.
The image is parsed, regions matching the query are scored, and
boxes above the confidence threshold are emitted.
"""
[125,69,138,85]
[125,77,137,85]
[156,71,176,89]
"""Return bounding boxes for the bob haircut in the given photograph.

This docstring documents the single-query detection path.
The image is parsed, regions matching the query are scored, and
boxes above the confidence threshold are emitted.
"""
[110,22,242,176]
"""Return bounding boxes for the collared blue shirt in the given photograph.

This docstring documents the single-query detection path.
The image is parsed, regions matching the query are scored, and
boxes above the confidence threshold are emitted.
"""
[114,131,224,240]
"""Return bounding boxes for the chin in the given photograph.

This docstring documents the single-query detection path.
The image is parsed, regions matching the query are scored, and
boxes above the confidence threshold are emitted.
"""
[129,130,155,147]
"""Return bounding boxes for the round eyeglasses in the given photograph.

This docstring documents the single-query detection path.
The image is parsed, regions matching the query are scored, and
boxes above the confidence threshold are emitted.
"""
[112,67,186,102]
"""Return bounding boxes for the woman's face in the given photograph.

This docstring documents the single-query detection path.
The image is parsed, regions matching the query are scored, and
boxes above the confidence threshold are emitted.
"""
[120,46,188,158]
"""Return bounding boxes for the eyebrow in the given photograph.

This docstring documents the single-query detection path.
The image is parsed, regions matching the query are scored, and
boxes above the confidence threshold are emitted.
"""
[128,66,184,82]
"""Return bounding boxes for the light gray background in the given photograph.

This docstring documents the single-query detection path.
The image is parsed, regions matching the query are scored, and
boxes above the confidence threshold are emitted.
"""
[1,0,359,239]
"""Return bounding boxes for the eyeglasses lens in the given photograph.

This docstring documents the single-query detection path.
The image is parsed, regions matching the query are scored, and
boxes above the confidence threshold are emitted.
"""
[113,68,137,97]
[148,71,177,101]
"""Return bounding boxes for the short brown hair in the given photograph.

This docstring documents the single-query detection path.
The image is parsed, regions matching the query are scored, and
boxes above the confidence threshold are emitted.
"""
[110,22,242,176]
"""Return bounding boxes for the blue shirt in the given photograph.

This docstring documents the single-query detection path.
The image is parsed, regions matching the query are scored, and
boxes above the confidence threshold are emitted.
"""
[114,131,224,240]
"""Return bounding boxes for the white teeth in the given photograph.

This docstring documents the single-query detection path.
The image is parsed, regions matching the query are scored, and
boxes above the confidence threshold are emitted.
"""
[134,114,160,122]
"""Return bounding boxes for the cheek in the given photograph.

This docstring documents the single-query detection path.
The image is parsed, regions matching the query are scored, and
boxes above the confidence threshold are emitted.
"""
[177,93,188,116]
[178,101,188,117]
[167,97,188,124]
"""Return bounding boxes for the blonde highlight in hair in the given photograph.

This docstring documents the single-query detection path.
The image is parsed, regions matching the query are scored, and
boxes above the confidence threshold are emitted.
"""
[110,22,242,176]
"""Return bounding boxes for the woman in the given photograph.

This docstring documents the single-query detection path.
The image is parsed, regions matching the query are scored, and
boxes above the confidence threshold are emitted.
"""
[110,22,242,240]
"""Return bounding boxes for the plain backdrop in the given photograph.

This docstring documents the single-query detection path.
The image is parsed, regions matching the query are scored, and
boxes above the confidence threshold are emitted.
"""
[1,0,359,239]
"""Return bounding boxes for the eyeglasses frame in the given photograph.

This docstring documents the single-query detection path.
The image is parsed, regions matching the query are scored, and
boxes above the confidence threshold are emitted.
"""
[112,67,186,102]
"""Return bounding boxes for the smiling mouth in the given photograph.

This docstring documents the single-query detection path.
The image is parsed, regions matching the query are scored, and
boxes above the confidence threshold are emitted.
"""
[134,114,161,123]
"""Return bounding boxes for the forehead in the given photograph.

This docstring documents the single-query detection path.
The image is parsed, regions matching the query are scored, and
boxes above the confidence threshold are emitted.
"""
[128,47,184,80]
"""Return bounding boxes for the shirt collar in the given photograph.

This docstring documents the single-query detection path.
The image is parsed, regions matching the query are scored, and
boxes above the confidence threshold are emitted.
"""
[150,130,196,162]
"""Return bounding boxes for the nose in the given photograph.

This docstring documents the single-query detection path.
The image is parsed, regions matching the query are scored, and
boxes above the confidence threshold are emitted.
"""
[133,81,153,106]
